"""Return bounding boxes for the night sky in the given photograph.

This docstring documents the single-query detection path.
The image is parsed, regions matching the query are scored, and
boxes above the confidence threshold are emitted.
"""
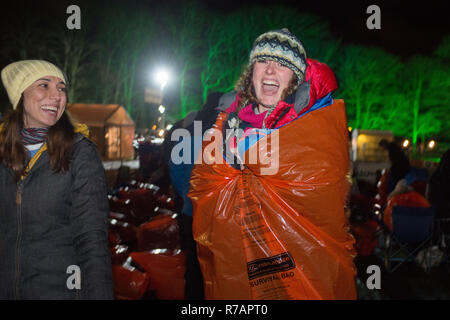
[0,0,448,120]
[0,0,448,59]
[306,1,449,59]
[206,0,449,59]
[0,0,450,58]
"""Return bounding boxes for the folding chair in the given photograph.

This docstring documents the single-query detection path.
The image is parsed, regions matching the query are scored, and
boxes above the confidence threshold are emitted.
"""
[384,205,435,272]
[435,218,450,270]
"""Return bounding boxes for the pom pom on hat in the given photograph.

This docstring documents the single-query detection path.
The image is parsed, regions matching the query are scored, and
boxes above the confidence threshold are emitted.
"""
[249,28,307,83]
[1,60,67,110]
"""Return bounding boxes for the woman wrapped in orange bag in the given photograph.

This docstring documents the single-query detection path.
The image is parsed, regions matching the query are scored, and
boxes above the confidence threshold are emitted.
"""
[188,29,357,300]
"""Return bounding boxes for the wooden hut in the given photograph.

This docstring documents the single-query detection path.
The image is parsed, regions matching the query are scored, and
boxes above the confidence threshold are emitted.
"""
[67,103,135,160]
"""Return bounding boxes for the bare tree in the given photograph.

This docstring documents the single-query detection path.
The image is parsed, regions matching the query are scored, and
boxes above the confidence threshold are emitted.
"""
[92,3,155,121]
[336,45,401,129]
[46,27,96,103]
[198,6,338,105]
[164,0,208,118]
[387,55,448,155]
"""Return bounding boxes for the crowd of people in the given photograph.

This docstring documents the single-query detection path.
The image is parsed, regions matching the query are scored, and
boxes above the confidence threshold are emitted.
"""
[349,135,450,272]
[1,28,448,300]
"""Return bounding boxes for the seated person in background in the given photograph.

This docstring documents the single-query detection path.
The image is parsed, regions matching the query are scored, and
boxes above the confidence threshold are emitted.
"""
[405,166,429,197]
[376,154,428,208]
[387,178,414,201]
[386,166,429,201]
[382,178,431,232]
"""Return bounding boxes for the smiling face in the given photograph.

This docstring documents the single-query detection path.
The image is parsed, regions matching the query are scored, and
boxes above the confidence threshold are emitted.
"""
[252,60,295,113]
[22,76,67,128]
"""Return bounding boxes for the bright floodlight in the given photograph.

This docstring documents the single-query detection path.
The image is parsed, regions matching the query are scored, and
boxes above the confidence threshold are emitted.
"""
[427,140,436,149]
[402,139,410,148]
[154,69,170,90]
[158,105,165,114]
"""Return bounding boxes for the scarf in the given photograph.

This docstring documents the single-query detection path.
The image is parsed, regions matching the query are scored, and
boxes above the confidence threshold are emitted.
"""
[21,127,49,145]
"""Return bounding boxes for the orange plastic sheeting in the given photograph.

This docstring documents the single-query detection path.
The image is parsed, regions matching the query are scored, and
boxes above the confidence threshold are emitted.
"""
[189,99,357,300]
[112,264,150,300]
[110,244,130,265]
[130,251,186,300]
[383,191,431,231]
[137,213,180,251]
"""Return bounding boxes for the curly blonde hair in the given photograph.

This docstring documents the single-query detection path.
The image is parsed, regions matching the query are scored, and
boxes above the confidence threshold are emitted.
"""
[233,62,299,112]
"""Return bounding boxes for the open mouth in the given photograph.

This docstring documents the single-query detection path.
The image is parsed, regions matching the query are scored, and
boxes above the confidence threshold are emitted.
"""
[262,80,279,94]
[41,105,58,116]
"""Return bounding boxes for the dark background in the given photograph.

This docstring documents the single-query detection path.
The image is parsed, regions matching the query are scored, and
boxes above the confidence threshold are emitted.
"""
[1,0,448,59]
[206,0,449,59]
[0,0,448,141]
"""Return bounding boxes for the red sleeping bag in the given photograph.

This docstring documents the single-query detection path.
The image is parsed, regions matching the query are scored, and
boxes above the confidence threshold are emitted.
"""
[130,251,186,300]
[112,263,150,300]
[137,212,180,251]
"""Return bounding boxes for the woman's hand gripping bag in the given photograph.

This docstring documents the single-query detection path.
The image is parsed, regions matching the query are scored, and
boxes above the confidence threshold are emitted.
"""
[189,99,357,300]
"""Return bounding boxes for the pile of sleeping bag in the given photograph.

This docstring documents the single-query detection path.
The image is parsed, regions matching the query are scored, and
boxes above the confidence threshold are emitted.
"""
[108,181,186,300]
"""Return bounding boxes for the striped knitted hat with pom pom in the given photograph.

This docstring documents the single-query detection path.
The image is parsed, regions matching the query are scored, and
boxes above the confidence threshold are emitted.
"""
[249,28,307,83]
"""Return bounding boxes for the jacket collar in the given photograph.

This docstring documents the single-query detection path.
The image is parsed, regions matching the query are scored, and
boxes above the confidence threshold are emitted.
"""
[237,93,295,129]
[20,122,90,179]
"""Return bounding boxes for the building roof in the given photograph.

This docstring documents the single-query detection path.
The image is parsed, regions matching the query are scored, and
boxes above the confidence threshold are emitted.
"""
[67,103,134,127]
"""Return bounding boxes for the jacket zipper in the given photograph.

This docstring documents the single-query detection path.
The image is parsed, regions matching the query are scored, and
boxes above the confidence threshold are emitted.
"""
[14,181,23,300]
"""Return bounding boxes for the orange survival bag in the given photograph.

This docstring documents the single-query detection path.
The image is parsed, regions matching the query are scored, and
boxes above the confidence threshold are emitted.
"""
[189,99,357,300]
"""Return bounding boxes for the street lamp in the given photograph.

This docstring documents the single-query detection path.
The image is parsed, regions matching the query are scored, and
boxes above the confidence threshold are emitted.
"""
[154,69,170,91]
[402,139,410,148]
[427,140,436,150]
[153,68,170,132]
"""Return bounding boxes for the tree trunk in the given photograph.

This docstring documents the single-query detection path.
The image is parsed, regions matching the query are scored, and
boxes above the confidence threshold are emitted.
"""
[412,78,423,158]
[180,62,189,118]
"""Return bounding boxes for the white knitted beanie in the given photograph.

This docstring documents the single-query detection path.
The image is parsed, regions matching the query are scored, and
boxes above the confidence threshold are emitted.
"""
[1,60,67,109]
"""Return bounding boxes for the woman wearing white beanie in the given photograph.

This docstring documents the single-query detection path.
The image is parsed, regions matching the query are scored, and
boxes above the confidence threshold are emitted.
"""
[0,60,113,299]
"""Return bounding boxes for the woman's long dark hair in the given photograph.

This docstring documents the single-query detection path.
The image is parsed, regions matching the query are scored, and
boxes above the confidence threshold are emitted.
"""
[0,96,75,181]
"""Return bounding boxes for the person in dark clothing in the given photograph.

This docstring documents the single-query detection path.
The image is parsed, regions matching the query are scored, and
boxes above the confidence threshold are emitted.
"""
[379,139,411,193]
[0,60,113,299]
[169,92,223,299]
[428,149,450,234]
